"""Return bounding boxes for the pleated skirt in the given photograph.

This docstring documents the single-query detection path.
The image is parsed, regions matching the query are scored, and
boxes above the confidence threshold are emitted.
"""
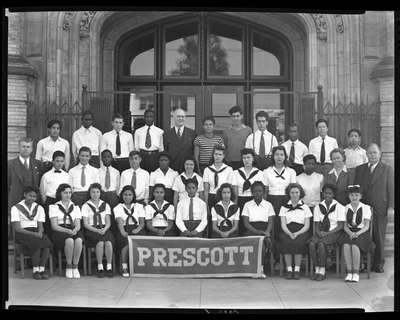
[337,229,376,253]
[51,225,85,255]
[278,222,309,255]
[14,227,54,255]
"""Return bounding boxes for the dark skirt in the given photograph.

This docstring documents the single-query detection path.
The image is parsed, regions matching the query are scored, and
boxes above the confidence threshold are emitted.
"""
[237,196,253,236]
[147,226,177,237]
[179,220,205,238]
[100,191,119,236]
[83,226,116,251]
[14,227,54,255]
[242,221,275,251]
[307,231,342,246]
[51,224,85,255]
[211,224,239,238]
[267,194,288,240]
[337,229,376,253]
[115,225,146,257]
[278,222,309,255]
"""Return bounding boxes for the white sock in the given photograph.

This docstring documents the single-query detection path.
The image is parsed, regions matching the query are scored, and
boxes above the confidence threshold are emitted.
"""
[39,266,45,272]
[294,265,300,272]
[315,266,320,274]
[98,264,104,270]
[287,266,293,272]
[107,263,112,270]
[122,263,128,269]
[320,267,326,275]
[33,266,40,273]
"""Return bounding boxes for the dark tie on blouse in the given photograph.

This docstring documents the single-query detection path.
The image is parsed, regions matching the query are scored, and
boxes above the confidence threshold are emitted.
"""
[319,203,337,232]
[14,203,39,221]
[214,203,238,228]
[238,169,259,193]
[86,202,106,229]
[149,202,171,221]
[346,207,363,232]
[283,202,304,212]
[123,206,138,234]
[320,138,326,163]
[57,204,75,229]
[274,169,285,180]
[208,166,227,187]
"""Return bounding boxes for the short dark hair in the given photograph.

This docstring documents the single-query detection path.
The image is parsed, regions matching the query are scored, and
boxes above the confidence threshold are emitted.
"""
[348,128,362,137]
[251,181,266,193]
[302,154,317,164]
[288,123,299,130]
[129,150,141,158]
[101,149,113,157]
[285,183,306,200]
[79,146,92,156]
[240,148,256,158]
[86,183,103,200]
[55,183,72,201]
[271,145,289,166]
[23,186,39,195]
[47,119,61,129]
[119,185,136,203]
[152,183,167,194]
[202,116,215,125]
[144,108,155,117]
[228,105,243,115]
[112,113,124,121]
[255,110,269,121]
[330,148,346,162]
[215,183,236,203]
[184,177,199,188]
[52,150,65,160]
[158,151,171,160]
[315,119,329,128]
[322,183,338,194]
[82,110,93,118]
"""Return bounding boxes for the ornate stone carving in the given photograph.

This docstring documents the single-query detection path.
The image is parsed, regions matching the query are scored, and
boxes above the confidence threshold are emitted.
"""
[63,11,74,30]
[334,14,344,33]
[79,11,96,39]
[312,13,327,42]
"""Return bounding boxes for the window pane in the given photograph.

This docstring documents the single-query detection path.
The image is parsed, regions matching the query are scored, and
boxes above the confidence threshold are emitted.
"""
[209,20,243,76]
[127,32,155,76]
[165,22,199,76]
[252,31,283,76]
[131,49,154,76]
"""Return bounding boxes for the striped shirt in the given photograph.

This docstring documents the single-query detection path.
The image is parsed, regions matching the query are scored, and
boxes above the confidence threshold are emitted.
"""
[193,134,225,165]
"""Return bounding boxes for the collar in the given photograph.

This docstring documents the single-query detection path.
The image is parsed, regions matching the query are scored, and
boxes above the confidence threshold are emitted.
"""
[56,200,74,209]
[329,165,348,174]
[86,199,104,208]
[249,199,268,207]
[317,135,330,141]
[320,199,339,208]
[18,200,37,210]
[47,136,61,142]
[77,163,89,170]
[131,167,141,173]
[150,199,169,207]
[216,200,235,207]
[19,156,30,164]
[81,125,93,132]
[210,163,227,170]
[345,202,362,212]
[287,199,304,206]
[112,129,123,135]
[346,145,361,151]
[369,162,379,169]
[228,124,246,130]
[175,126,184,132]
[288,139,298,144]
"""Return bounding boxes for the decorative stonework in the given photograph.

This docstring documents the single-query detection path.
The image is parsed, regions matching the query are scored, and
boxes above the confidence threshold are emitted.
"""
[334,14,344,33]
[63,11,74,30]
[312,14,327,41]
[79,11,96,39]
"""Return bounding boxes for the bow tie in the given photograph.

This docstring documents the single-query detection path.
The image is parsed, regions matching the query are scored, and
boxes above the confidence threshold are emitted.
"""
[274,169,285,180]
[284,203,303,212]
[54,170,61,173]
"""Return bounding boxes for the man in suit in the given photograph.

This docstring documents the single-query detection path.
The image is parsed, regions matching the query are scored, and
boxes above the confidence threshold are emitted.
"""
[163,108,197,173]
[354,143,394,273]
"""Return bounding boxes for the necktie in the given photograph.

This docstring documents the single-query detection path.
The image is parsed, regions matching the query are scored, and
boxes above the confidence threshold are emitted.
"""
[145,126,152,149]
[238,169,259,193]
[150,203,171,221]
[123,206,138,234]
[86,202,106,229]
[54,170,61,173]
[105,167,111,190]
[57,204,75,229]
[81,166,86,187]
[370,164,374,174]
[319,203,337,232]
[189,198,194,220]
[24,159,29,170]
[177,128,182,146]
[131,170,136,189]
[289,142,295,165]
[320,138,326,163]
[259,132,265,158]
[208,166,227,188]
[116,132,121,156]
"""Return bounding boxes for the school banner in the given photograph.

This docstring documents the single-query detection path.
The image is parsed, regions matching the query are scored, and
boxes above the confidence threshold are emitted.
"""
[128,236,264,278]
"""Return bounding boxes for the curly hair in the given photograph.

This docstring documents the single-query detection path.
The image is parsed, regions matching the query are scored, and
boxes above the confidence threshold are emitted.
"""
[118,185,137,204]
[321,183,338,194]
[86,182,103,200]
[55,183,73,201]
[285,183,306,200]
[214,183,237,203]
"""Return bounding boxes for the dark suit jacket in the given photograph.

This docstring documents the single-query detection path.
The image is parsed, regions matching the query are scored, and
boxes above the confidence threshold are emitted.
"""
[8,157,42,211]
[163,126,197,173]
[354,162,394,216]
[326,167,355,206]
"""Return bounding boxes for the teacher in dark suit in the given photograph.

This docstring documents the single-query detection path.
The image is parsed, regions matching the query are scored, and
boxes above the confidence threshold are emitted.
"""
[354,143,394,273]
[163,108,197,174]
[8,137,43,238]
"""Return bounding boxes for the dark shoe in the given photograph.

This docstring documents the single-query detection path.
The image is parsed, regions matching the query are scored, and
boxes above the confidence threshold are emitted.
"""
[33,271,42,280]
[326,263,336,271]
[98,269,105,278]
[293,271,301,280]
[107,269,114,278]
[311,273,319,280]
[286,271,293,280]
[359,267,369,273]
[315,273,326,281]
[375,267,384,273]
[40,271,49,280]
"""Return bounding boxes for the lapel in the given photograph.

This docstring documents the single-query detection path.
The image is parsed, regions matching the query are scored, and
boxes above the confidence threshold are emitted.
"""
[336,169,347,184]
[180,127,189,148]
[370,162,382,187]
[12,158,23,183]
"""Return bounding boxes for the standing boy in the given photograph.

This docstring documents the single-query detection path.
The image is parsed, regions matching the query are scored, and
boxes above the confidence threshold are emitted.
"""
[39,150,70,237]
[134,108,164,173]
[222,106,252,170]
[175,178,208,238]
[119,150,149,206]
[68,146,100,207]
[35,120,71,173]
[281,123,309,175]
[71,110,103,168]
[344,128,368,169]
[100,113,134,174]
[308,119,338,182]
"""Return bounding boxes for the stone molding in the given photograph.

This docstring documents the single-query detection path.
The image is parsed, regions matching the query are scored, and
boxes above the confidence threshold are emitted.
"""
[62,11,97,39]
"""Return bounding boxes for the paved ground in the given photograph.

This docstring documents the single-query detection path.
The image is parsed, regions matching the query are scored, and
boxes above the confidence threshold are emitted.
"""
[4,253,396,313]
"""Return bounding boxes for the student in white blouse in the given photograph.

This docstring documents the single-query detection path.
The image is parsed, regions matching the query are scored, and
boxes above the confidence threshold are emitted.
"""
[175,178,208,238]
[119,151,150,206]
[11,186,53,280]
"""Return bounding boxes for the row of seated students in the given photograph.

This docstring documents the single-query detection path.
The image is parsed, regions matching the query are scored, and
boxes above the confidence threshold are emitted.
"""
[12,172,375,282]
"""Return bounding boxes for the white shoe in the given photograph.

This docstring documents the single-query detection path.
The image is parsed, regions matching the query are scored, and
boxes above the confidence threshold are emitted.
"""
[351,273,359,282]
[66,268,73,279]
[72,268,80,279]
[345,273,353,282]
[259,271,267,279]
[122,268,129,278]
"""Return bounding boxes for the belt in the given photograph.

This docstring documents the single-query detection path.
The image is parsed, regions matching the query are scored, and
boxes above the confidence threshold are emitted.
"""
[113,157,129,161]
[140,149,159,154]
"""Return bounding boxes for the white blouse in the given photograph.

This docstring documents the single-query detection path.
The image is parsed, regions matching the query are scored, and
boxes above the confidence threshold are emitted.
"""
[81,199,111,226]
[203,164,234,194]
[48,201,82,226]
[232,167,265,197]
[241,199,275,222]
[264,166,297,195]
[313,199,346,231]
[145,200,175,227]
[11,201,45,229]
[113,203,145,226]
[279,200,313,225]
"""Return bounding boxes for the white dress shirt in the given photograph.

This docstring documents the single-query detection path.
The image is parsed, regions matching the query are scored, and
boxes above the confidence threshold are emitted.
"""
[149,168,179,188]
[144,200,175,227]
[81,199,111,226]
[48,201,82,225]
[113,203,145,226]
[308,135,339,164]
[232,167,265,197]
[119,167,149,202]
[281,139,309,165]
[313,199,346,231]
[279,200,313,224]
[172,172,204,201]
[100,130,134,159]
[68,163,100,192]
[296,172,324,207]
[241,199,275,222]
[134,124,164,151]
[264,166,297,195]
[72,125,102,159]
[245,130,278,157]
[203,164,233,194]
[98,165,120,193]
[11,200,45,229]
[35,136,71,170]
[344,145,368,169]
[175,196,208,233]
[39,168,70,202]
